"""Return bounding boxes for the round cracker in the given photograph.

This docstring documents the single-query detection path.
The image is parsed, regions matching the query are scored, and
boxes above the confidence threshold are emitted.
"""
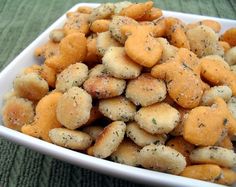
[109,15,138,44]
[56,87,92,130]
[156,37,177,63]
[114,1,132,14]
[99,96,136,122]
[93,121,126,158]
[2,97,34,131]
[126,73,166,106]
[102,47,142,79]
[139,144,186,174]
[186,25,223,57]
[201,86,232,106]
[83,75,126,99]
[126,122,167,147]
[13,73,49,101]
[111,139,140,166]
[49,29,65,43]
[49,128,92,150]
[56,63,88,93]
[96,31,122,56]
[89,3,115,23]
[135,102,180,134]
[190,146,236,168]
[64,12,90,35]
[225,47,236,65]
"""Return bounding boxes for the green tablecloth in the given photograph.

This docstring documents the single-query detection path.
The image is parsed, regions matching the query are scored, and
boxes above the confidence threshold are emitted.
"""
[0,0,235,186]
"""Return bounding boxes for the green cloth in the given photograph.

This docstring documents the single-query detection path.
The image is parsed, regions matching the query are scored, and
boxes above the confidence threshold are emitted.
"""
[0,0,235,186]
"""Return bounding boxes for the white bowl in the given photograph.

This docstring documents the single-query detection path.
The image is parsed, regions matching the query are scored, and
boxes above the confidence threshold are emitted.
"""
[0,3,235,187]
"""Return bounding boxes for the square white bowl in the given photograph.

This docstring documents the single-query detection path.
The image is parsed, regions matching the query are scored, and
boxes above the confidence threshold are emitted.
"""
[0,3,235,187]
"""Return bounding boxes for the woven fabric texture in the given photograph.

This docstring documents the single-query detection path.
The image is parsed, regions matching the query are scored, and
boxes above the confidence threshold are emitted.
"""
[0,0,235,186]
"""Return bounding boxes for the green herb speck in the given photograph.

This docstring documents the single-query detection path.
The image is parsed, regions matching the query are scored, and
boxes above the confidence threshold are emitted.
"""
[152,118,157,125]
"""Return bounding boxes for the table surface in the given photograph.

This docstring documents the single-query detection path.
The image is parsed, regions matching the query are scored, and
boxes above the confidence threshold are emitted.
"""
[0,0,235,187]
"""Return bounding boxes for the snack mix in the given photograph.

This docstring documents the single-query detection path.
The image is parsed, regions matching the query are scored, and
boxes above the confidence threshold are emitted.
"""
[1,1,236,185]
